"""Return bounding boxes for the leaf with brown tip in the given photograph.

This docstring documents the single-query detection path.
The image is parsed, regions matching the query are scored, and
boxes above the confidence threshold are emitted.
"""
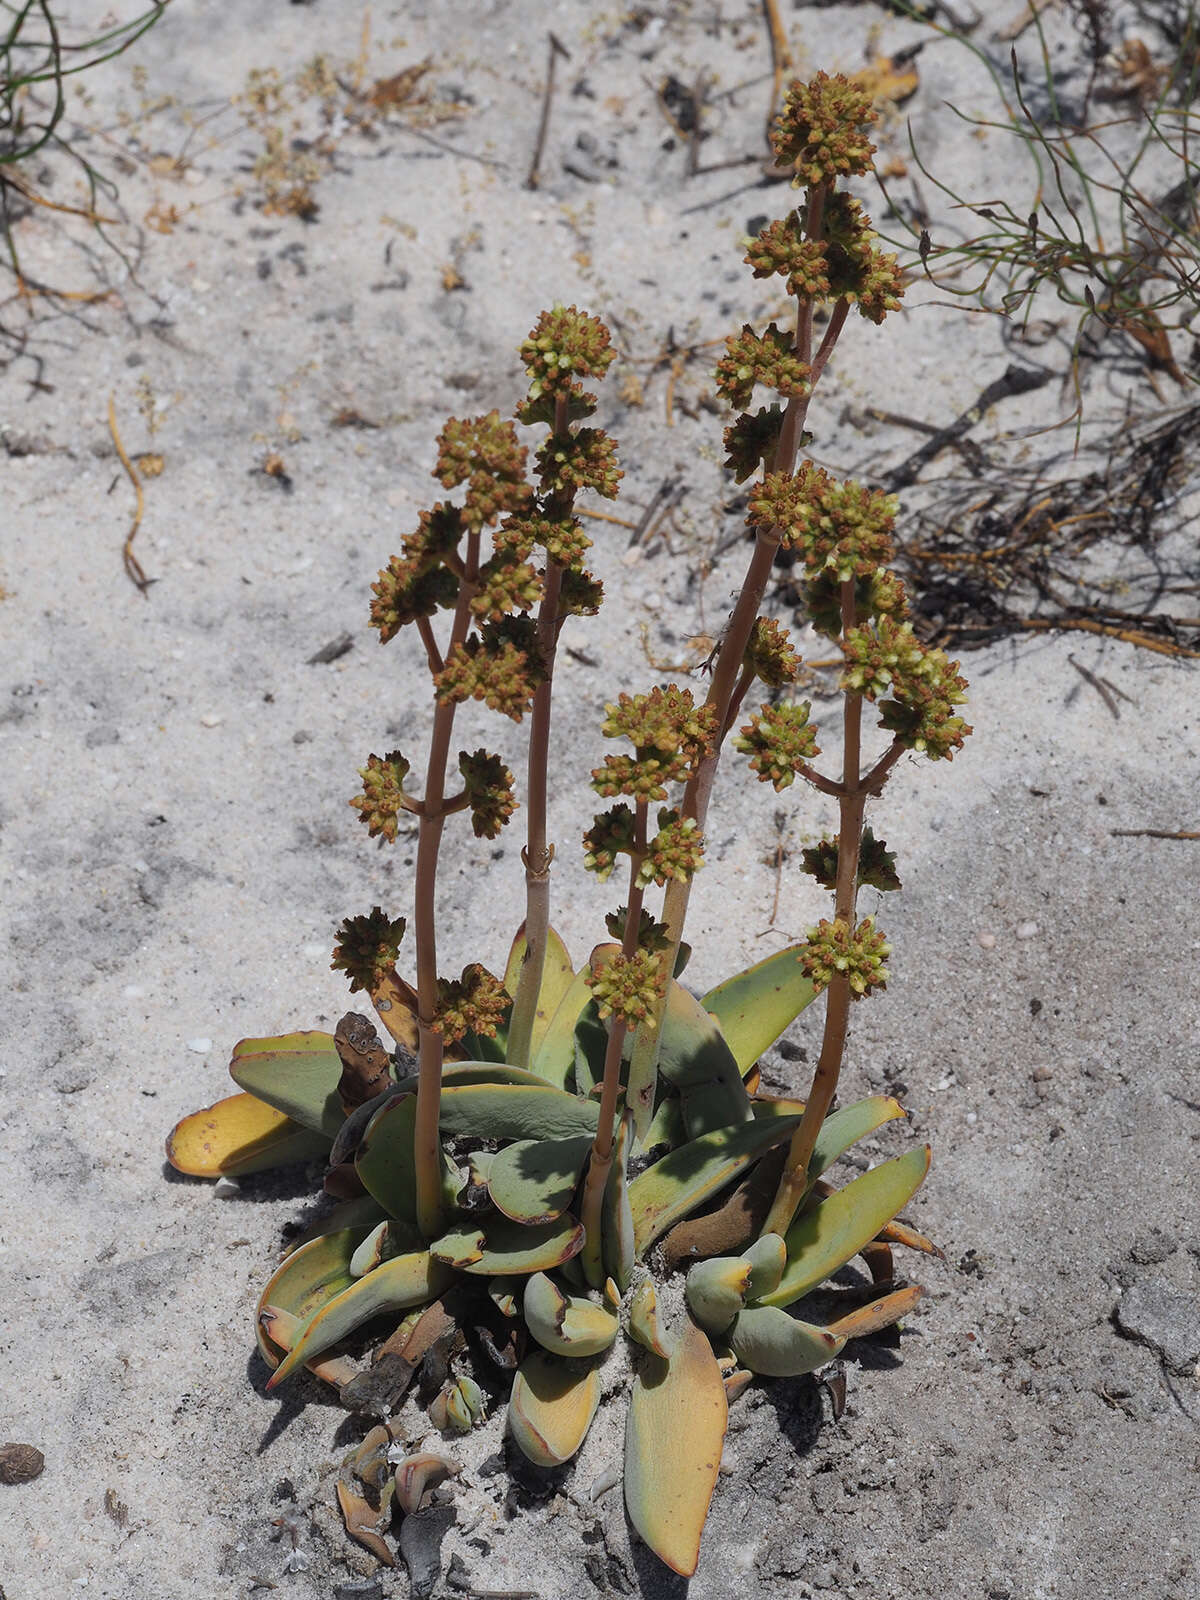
[625,1318,728,1577]
[336,1478,394,1567]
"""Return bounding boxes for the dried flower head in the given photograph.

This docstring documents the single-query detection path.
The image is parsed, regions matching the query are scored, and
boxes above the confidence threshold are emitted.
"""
[582,804,638,881]
[370,504,463,643]
[723,405,785,484]
[331,906,407,994]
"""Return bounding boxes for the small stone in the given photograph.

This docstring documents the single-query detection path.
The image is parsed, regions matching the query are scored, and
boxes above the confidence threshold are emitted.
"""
[976,930,996,949]
[966,1111,978,1125]
[1115,1278,1200,1375]
[1031,1066,1052,1082]
[0,1443,45,1484]
[187,1038,213,1054]
[1015,920,1039,939]
[214,1177,241,1199]
[1129,1228,1178,1266]
[199,714,223,728]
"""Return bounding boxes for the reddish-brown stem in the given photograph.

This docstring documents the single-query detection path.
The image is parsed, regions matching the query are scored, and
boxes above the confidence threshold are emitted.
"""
[761,577,866,1238]
[861,737,905,795]
[416,615,444,675]
[626,180,843,1130]
[720,663,758,743]
[810,298,850,388]
[506,393,571,1070]
[412,530,480,1240]
[579,804,647,1284]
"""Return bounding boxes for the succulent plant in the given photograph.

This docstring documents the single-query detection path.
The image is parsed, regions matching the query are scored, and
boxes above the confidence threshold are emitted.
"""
[168,67,966,1581]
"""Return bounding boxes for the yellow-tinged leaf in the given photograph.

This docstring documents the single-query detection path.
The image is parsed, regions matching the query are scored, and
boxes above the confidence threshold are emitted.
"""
[508,1351,601,1467]
[166,1092,329,1177]
[851,56,920,108]
[625,1318,728,1577]
[504,924,577,1061]
[254,1227,371,1369]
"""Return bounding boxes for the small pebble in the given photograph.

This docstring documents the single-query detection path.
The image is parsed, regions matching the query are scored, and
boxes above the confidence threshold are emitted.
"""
[966,1111,978,1125]
[1016,920,1039,939]
[0,1443,45,1484]
[187,1037,213,1054]
[214,1177,241,1198]
[1031,1066,1052,1082]
[123,984,146,999]
[976,931,996,950]
[200,713,223,728]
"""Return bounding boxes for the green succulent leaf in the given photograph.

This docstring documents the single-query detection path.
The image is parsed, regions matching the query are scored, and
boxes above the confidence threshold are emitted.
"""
[455,1213,586,1276]
[428,1223,486,1268]
[523,1272,620,1357]
[281,1194,389,1259]
[684,1256,751,1336]
[751,1093,907,1181]
[628,1279,671,1358]
[228,1031,346,1138]
[701,950,819,1076]
[727,1305,844,1376]
[531,964,596,1090]
[487,1134,593,1224]
[266,1250,455,1389]
[742,1233,787,1300]
[602,1110,635,1291]
[657,982,753,1138]
[441,1083,601,1142]
[625,1317,728,1578]
[354,1094,463,1223]
[754,1145,932,1310]
[508,1350,602,1468]
[629,1115,802,1255]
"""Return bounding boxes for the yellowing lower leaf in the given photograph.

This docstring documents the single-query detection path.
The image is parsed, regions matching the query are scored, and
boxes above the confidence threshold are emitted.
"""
[625,1318,727,1577]
[166,1091,329,1177]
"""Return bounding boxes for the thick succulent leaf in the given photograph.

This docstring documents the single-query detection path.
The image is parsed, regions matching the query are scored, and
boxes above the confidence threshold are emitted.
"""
[643,1093,686,1153]
[625,1317,728,1577]
[460,1027,507,1063]
[393,1062,558,1094]
[531,964,594,1090]
[523,1273,619,1357]
[266,1250,455,1388]
[572,1000,609,1097]
[701,949,818,1075]
[367,969,421,1053]
[429,1223,486,1268]
[742,1233,787,1300]
[166,1091,330,1177]
[488,1135,592,1224]
[685,1256,751,1336]
[503,924,577,1066]
[628,1280,671,1358]
[440,1083,600,1142]
[657,983,753,1138]
[254,1227,372,1369]
[602,1111,635,1292]
[258,1307,357,1388]
[456,1214,585,1276]
[508,1351,601,1468]
[282,1194,390,1258]
[229,1032,345,1138]
[752,1094,906,1180]
[629,1115,802,1255]
[755,1146,932,1310]
[354,1094,467,1221]
[336,1479,394,1567]
[727,1305,844,1376]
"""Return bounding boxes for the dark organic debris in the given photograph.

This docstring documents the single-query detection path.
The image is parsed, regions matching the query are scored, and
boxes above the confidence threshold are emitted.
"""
[0,1443,45,1485]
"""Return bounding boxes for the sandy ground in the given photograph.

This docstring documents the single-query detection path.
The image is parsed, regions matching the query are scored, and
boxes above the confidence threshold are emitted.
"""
[2,3,1198,1597]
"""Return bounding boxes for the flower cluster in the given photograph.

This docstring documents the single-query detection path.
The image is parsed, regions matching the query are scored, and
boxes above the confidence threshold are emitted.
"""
[369,504,462,643]
[735,701,821,791]
[743,616,801,687]
[582,804,638,881]
[822,194,905,324]
[637,809,705,888]
[520,304,616,401]
[800,915,891,998]
[803,567,907,639]
[469,552,541,622]
[585,947,666,1025]
[591,686,718,802]
[535,427,623,501]
[716,324,810,412]
[748,465,897,580]
[745,213,831,299]
[436,617,546,721]
[331,906,407,995]
[435,412,531,532]
[351,751,414,842]
[433,964,510,1044]
[458,749,517,839]
[770,71,877,186]
[800,826,901,893]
